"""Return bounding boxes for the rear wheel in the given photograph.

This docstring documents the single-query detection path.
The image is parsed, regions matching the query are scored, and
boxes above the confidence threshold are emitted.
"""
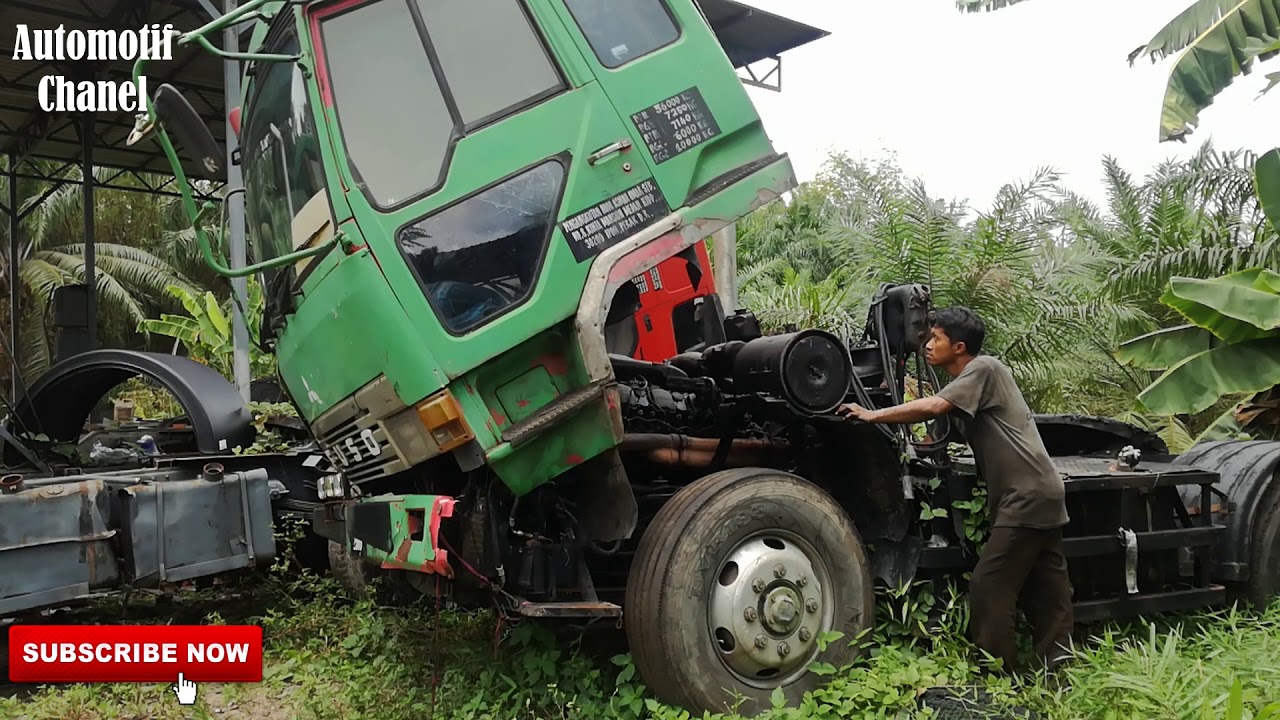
[624,468,874,716]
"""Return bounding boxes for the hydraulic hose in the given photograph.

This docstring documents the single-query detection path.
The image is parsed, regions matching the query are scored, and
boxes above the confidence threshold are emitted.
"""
[847,292,951,454]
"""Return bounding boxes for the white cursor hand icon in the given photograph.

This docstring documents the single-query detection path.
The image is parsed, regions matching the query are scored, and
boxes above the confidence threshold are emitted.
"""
[172,672,198,705]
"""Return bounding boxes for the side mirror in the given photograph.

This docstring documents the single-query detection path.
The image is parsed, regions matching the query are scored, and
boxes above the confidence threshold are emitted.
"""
[151,83,227,183]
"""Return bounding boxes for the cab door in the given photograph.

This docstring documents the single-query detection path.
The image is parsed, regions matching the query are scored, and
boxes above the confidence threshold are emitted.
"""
[306,0,675,380]
[550,0,781,211]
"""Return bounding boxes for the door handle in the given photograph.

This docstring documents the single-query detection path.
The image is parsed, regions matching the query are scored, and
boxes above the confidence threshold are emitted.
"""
[587,138,633,166]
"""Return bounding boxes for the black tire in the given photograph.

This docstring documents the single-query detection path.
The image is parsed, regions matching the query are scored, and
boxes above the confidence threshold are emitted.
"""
[1247,473,1280,608]
[328,540,371,599]
[624,467,875,716]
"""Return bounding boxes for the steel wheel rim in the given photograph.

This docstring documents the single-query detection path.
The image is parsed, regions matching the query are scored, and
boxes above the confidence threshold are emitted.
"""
[706,528,836,689]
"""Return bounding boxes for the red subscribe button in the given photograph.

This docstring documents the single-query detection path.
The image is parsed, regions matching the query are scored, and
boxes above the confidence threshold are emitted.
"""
[8,625,263,683]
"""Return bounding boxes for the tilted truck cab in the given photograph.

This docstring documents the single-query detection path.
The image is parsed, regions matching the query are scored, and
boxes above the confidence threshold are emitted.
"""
[226,0,795,511]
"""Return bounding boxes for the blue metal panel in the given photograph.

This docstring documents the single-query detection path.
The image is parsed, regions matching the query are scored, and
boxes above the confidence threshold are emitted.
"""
[0,478,120,616]
[119,468,278,585]
[0,462,280,617]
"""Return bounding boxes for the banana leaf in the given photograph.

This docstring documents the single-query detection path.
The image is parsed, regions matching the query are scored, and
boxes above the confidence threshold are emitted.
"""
[1193,404,1249,443]
[138,316,201,346]
[1165,272,1280,336]
[1258,147,1280,231]
[1159,268,1280,342]
[1128,0,1254,62]
[1264,70,1280,93]
[204,291,231,338]
[1137,337,1280,415]
[1149,0,1280,142]
[1116,323,1215,370]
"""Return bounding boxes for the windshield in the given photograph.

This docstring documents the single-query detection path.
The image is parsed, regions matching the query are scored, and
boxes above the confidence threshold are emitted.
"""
[241,22,325,287]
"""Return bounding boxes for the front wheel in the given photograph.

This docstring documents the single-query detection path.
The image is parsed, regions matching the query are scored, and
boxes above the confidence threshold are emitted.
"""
[624,468,875,716]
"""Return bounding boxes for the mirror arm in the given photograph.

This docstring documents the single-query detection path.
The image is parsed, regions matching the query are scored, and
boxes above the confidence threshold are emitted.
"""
[131,6,340,282]
[141,69,338,280]
[178,0,278,42]
[189,33,302,63]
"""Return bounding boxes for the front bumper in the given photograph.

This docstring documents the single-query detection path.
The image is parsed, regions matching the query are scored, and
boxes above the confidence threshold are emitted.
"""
[312,494,456,576]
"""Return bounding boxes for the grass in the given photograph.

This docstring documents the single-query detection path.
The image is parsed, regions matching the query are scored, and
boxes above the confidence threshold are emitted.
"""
[4,547,1280,720]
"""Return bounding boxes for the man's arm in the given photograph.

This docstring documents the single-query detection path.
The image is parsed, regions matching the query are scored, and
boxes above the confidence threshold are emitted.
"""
[837,395,955,424]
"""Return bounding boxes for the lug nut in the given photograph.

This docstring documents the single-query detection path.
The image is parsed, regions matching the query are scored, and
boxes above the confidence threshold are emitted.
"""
[806,599,819,614]
[755,635,768,649]
[777,642,791,657]
[773,563,787,578]
[744,607,757,622]
[752,578,767,593]
[799,627,811,642]
[797,575,808,588]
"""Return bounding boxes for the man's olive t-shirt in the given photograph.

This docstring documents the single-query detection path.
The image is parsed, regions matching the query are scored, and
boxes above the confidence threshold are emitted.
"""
[936,355,1069,529]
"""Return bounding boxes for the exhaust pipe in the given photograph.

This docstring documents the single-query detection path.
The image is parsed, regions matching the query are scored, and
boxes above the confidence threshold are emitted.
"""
[620,433,786,467]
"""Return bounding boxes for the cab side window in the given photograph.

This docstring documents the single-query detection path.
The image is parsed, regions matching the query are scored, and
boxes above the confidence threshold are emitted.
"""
[398,161,567,334]
[414,0,562,127]
[318,0,565,209]
[562,0,680,68]
[320,0,451,208]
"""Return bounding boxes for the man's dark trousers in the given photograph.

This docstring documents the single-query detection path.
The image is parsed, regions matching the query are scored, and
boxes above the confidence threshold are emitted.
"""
[968,525,1074,671]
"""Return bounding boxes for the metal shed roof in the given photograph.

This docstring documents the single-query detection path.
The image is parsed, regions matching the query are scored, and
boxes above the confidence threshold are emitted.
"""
[701,0,829,70]
[0,0,829,185]
[1,0,227,185]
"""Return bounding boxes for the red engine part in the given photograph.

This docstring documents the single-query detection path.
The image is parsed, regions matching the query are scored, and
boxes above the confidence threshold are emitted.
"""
[627,242,717,361]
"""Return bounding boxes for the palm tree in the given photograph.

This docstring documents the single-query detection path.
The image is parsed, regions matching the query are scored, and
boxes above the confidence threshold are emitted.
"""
[735,151,1131,413]
[0,159,211,390]
[1058,143,1279,325]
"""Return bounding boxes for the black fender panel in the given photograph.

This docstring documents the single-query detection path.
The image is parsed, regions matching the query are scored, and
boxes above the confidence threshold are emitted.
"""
[5,349,254,464]
[1033,414,1170,456]
[1175,440,1280,582]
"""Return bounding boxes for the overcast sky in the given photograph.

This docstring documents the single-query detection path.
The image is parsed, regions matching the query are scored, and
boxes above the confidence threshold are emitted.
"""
[739,0,1280,213]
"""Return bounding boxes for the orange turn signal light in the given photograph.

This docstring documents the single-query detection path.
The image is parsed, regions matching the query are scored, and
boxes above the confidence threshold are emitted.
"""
[416,390,473,453]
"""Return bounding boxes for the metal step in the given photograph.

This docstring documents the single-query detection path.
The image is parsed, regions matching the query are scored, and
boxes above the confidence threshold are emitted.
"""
[515,601,622,618]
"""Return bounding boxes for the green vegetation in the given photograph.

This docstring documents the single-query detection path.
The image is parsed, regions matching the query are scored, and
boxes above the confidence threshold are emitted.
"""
[1117,268,1280,440]
[4,551,1279,720]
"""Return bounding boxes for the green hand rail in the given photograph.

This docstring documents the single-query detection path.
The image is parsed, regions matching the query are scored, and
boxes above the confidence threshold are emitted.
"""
[131,0,338,279]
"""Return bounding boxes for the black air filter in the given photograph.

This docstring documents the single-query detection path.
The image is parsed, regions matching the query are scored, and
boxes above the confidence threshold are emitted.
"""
[730,329,852,415]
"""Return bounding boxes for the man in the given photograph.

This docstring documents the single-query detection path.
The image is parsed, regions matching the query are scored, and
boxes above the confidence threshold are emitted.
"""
[837,306,1073,673]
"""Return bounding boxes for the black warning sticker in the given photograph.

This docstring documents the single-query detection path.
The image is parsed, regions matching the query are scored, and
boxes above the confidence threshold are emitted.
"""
[631,87,723,164]
[561,178,670,263]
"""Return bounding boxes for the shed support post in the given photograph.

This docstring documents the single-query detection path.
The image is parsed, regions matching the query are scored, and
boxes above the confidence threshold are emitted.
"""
[8,154,18,401]
[81,115,96,351]
[225,0,251,403]
[712,222,737,312]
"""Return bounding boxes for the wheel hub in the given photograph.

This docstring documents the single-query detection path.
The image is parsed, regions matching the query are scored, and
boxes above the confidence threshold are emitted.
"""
[762,588,801,635]
[707,533,833,686]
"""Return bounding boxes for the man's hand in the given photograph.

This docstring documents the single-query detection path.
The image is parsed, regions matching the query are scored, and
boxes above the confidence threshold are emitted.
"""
[836,396,956,425]
[836,402,878,423]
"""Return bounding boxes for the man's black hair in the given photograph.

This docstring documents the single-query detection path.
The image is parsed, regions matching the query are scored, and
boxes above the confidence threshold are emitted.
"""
[930,306,985,356]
